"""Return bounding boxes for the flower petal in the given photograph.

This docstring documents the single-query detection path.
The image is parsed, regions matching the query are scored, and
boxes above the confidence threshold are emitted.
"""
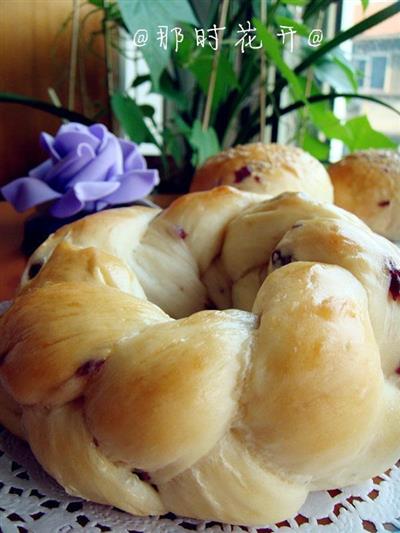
[49,188,84,218]
[88,124,110,151]
[68,134,124,186]
[95,200,108,211]
[44,143,96,191]
[60,122,89,133]
[1,177,61,212]
[40,132,61,161]
[119,139,146,171]
[53,130,100,158]
[72,181,120,202]
[103,169,159,205]
[28,158,52,179]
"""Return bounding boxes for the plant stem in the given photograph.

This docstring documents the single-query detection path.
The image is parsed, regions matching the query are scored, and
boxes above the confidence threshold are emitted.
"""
[0,93,93,124]
[281,92,400,117]
[202,0,230,131]
[259,0,267,142]
[48,87,62,108]
[270,71,281,142]
[299,10,324,146]
[268,0,282,22]
[103,2,114,130]
[68,0,80,110]
[219,52,259,146]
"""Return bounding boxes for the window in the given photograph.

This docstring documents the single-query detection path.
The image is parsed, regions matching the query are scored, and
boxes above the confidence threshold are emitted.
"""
[370,56,387,89]
[351,55,389,91]
[354,58,367,88]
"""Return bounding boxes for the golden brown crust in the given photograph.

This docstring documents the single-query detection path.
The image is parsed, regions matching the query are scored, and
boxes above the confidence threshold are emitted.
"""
[329,149,400,240]
[0,283,168,406]
[22,241,146,298]
[191,143,333,203]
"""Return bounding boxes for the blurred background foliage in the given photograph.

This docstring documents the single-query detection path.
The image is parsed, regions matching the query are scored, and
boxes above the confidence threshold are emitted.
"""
[1,0,399,192]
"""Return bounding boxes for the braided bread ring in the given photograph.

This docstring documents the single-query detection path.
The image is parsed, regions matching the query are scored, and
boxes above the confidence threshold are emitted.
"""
[1,187,400,525]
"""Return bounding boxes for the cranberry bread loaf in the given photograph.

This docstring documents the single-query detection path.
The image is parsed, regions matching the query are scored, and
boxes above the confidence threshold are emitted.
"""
[0,187,400,525]
[329,149,400,240]
[191,143,333,203]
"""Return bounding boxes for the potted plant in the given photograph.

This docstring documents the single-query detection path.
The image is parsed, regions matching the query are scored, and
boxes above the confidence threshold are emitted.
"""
[0,0,399,251]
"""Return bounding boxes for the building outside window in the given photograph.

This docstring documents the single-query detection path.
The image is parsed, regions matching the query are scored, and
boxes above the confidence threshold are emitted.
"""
[340,1,400,147]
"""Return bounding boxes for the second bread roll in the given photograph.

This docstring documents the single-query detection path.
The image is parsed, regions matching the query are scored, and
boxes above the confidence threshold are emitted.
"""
[329,149,400,241]
[191,143,333,203]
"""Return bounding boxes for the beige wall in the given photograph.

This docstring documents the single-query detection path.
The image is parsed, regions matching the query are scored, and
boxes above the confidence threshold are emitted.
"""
[0,0,109,185]
[352,1,400,37]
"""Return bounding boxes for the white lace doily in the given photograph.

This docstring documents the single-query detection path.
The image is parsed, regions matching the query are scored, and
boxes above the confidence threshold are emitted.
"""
[0,301,399,533]
[1,428,399,533]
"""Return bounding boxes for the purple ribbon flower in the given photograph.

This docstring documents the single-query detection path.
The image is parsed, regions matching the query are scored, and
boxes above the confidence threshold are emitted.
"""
[2,122,159,218]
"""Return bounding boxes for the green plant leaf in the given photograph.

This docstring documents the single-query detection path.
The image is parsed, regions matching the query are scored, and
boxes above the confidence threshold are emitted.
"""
[361,0,369,11]
[292,80,334,150]
[308,105,346,141]
[281,0,307,6]
[188,49,238,110]
[301,44,359,93]
[241,90,400,143]
[111,91,158,145]
[288,85,400,151]
[117,0,198,86]
[164,127,184,166]
[253,18,305,102]
[303,0,336,21]
[308,105,397,150]
[341,115,397,151]
[131,74,151,88]
[302,131,330,160]
[90,0,126,29]
[174,23,196,67]
[274,15,311,38]
[281,92,400,120]
[174,115,192,138]
[195,0,220,29]
[313,57,357,93]
[332,57,358,92]
[189,119,220,166]
[157,71,188,111]
[139,104,155,118]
